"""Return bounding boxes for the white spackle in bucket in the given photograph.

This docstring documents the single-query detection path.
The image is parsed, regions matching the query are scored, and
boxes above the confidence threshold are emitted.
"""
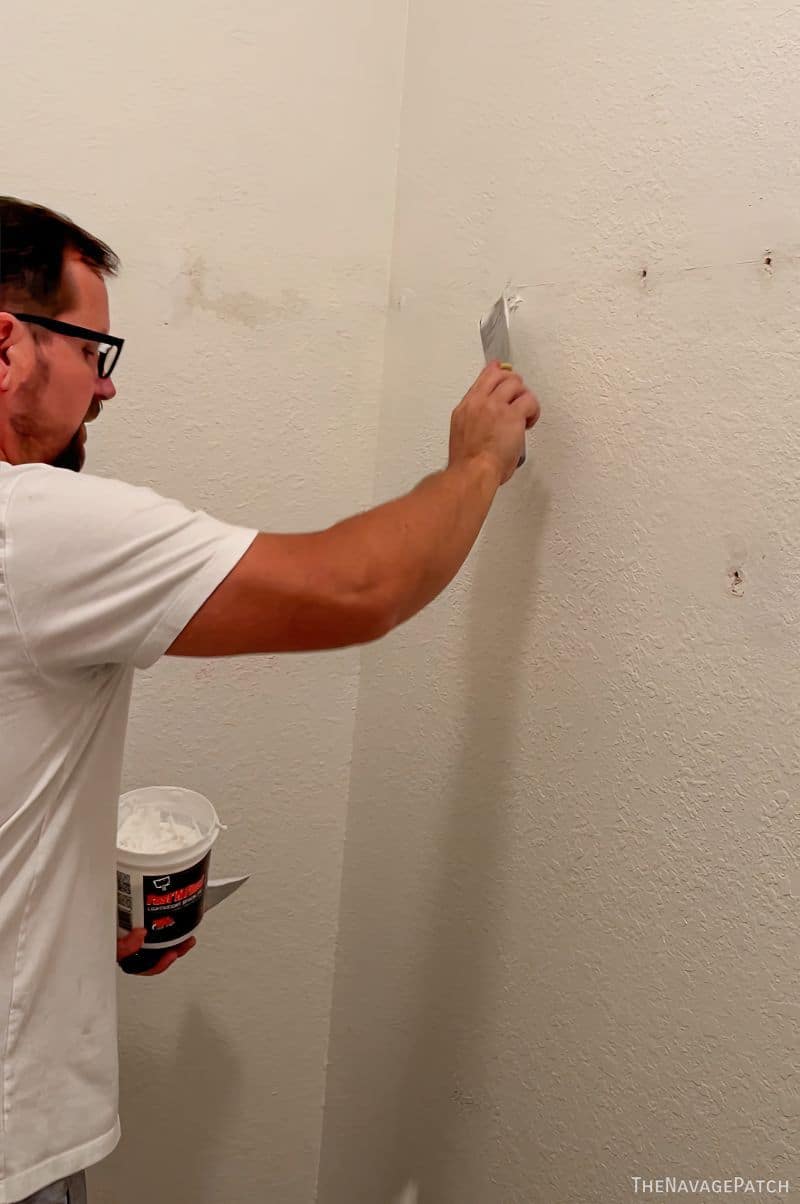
[118,806,204,855]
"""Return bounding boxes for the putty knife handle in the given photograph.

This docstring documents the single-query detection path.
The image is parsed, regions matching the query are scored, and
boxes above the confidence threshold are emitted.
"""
[500,363,527,467]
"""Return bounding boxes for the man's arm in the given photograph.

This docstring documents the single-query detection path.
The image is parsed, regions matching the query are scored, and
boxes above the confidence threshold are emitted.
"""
[166,362,540,657]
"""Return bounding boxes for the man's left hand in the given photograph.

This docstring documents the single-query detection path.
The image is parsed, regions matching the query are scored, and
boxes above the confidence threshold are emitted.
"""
[117,927,196,975]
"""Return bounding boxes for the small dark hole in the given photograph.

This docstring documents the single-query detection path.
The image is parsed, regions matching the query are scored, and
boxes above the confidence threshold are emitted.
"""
[641,268,648,278]
[765,256,772,267]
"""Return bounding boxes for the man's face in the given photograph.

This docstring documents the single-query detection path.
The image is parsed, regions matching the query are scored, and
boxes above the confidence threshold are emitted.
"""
[0,250,117,471]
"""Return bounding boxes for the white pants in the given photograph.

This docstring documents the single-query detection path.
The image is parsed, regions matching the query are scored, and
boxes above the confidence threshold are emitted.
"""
[13,1172,87,1204]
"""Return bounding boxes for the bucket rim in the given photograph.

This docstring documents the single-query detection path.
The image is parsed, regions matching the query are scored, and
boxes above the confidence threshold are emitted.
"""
[117,785,222,864]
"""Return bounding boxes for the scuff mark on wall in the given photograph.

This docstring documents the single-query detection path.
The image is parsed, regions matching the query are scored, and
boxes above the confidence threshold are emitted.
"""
[183,253,308,327]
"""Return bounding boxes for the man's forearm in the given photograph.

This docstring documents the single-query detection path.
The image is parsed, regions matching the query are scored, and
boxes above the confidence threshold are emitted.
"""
[326,455,501,631]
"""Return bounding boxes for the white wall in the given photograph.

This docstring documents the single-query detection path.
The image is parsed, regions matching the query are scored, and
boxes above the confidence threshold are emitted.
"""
[9,1,800,1201]
[6,3,406,1201]
[319,1,800,1200]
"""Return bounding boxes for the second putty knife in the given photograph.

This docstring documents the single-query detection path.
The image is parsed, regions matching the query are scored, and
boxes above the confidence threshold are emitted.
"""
[479,289,526,467]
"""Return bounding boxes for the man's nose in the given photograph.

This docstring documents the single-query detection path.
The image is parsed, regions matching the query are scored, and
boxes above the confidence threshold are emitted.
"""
[86,375,116,423]
[95,376,116,403]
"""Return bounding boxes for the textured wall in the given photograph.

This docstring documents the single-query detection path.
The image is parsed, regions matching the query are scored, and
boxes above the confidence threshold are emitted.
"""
[5,3,406,1201]
[319,1,800,1200]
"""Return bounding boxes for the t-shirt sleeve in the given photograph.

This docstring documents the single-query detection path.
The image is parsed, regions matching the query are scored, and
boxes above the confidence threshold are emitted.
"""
[4,466,259,674]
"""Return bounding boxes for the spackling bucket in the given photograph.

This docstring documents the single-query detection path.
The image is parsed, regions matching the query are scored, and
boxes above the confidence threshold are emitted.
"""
[116,787,223,959]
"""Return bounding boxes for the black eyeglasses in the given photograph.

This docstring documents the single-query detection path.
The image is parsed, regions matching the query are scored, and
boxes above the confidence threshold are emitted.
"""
[12,312,124,380]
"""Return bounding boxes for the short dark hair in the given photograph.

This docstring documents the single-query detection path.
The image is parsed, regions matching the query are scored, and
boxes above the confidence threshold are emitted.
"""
[0,196,120,322]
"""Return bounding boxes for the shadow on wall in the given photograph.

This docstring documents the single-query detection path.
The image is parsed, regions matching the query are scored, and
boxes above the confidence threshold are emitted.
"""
[88,1002,242,1204]
[390,470,550,1200]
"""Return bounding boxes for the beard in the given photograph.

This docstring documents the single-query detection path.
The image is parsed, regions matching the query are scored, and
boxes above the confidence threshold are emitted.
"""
[10,341,85,472]
[51,426,84,472]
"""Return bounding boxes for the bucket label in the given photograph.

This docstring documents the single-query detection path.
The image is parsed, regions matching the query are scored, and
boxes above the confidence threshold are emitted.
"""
[141,850,212,944]
[117,869,133,931]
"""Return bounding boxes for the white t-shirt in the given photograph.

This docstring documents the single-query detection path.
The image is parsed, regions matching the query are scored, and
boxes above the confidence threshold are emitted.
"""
[0,462,258,1203]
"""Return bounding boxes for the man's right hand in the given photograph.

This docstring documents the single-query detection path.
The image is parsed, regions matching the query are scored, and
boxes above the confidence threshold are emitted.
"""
[165,360,542,659]
[449,361,541,486]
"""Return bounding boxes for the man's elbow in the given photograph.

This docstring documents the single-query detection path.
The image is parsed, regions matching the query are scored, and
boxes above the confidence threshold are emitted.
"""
[350,584,400,645]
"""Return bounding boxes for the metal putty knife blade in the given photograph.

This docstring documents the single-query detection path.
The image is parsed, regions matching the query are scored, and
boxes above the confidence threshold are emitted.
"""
[205,875,250,911]
[479,290,526,467]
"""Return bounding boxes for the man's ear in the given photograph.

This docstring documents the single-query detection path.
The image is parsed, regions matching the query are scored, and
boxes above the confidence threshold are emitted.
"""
[0,313,34,394]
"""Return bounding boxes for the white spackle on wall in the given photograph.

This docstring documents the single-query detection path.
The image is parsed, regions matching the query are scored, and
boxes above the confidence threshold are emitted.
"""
[505,287,524,314]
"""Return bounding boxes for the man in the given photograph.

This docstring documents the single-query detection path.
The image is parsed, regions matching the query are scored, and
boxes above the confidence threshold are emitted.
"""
[0,196,540,1204]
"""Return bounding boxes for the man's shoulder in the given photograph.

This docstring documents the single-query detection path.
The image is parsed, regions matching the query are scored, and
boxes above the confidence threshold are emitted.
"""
[0,464,182,545]
[2,462,161,505]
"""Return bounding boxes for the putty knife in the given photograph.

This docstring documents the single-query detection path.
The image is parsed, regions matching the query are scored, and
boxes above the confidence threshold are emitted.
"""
[205,874,249,910]
[479,289,526,467]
